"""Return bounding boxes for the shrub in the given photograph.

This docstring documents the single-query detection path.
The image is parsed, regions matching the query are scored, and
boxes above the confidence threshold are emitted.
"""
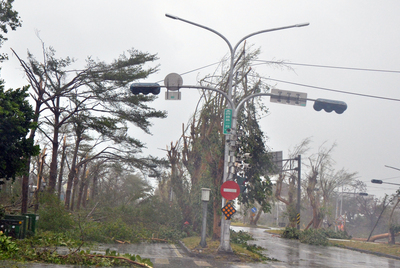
[299,229,329,246]
[0,231,18,256]
[82,218,139,243]
[230,230,254,245]
[321,229,351,239]
[281,227,300,240]
[37,193,74,232]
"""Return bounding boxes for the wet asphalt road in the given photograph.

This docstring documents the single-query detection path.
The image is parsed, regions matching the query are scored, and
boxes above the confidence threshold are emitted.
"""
[2,226,400,267]
[232,226,400,268]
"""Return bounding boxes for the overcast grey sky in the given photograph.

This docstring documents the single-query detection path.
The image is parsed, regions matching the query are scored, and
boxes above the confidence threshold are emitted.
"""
[2,1,400,198]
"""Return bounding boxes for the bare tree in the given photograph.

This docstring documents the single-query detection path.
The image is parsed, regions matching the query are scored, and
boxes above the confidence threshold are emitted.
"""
[305,142,336,229]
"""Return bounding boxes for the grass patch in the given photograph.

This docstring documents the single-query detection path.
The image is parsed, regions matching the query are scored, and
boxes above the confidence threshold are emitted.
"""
[230,222,269,229]
[265,229,283,235]
[332,240,400,258]
[181,236,271,262]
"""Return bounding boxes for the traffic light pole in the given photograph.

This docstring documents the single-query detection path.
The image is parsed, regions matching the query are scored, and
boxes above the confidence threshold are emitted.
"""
[296,155,301,230]
[165,14,310,252]
[131,14,349,252]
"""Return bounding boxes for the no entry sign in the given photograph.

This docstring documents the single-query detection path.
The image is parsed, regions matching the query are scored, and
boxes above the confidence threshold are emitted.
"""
[220,180,240,200]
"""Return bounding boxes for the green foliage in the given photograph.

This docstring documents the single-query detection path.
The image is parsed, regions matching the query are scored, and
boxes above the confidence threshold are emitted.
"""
[0,0,21,60]
[230,229,254,245]
[0,205,5,218]
[281,227,300,240]
[282,227,348,246]
[321,229,351,239]
[237,103,273,213]
[37,193,74,232]
[0,83,39,180]
[0,231,18,255]
[81,218,140,243]
[389,224,400,233]
[230,229,268,261]
[299,229,329,246]
[7,230,153,267]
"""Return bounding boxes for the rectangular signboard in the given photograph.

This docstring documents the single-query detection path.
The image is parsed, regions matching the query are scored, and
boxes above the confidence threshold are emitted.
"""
[223,109,232,134]
[165,91,181,100]
[271,151,283,174]
[270,89,307,107]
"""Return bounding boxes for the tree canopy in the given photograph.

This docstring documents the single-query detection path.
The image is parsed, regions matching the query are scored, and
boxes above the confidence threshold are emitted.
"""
[0,0,21,60]
[0,82,39,180]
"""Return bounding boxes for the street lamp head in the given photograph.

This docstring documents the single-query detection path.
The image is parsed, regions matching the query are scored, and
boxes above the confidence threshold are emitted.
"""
[296,23,310,27]
[165,13,179,20]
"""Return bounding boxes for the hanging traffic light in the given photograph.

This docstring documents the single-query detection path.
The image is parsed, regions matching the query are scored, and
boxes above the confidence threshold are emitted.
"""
[371,179,383,184]
[130,83,161,95]
[236,176,247,193]
[313,98,347,114]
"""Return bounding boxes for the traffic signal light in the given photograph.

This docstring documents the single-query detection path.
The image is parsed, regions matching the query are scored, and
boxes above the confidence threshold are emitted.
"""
[313,98,347,114]
[236,176,247,193]
[130,83,161,95]
[358,192,368,196]
[371,179,383,184]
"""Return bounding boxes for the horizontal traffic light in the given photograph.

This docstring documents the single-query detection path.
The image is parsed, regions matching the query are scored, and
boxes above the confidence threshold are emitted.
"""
[130,83,161,95]
[371,179,383,184]
[313,98,347,114]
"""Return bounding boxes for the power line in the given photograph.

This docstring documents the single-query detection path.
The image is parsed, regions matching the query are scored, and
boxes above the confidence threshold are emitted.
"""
[156,59,400,102]
[254,60,400,74]
[264,77,400,102]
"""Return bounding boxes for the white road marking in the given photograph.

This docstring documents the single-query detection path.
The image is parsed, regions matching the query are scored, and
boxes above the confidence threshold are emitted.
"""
[194,260,211,266]
[170,244,183,257]
[154,258,169,264]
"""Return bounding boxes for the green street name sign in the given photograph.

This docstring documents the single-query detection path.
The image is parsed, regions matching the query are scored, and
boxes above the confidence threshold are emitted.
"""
[223,109,232,135]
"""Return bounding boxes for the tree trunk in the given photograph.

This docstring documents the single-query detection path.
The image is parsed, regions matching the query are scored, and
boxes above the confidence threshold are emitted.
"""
[21,160,31,214]
[76,163,88,210]
[82,179,89,208]
[64,133,82,210]
[212,199,221,240]
[57,136,67,200]
[388,198,400,244]
[70,168,80,211]
[34,149,47,213]
[48,100,61,192]
[91,173,98,200]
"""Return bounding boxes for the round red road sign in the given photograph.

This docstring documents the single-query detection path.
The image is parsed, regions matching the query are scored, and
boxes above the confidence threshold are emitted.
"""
[220,180,240,200]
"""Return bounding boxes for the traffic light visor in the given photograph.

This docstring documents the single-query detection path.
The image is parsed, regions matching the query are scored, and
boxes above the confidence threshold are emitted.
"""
[130,83,161,95]
[313,98,347,114]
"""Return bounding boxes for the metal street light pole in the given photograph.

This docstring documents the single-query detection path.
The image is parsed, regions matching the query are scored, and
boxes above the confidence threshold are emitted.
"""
[166,13,309,252]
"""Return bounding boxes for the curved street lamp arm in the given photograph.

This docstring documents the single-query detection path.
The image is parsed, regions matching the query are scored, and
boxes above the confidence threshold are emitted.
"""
[233,23,310,53]
[165,14,233,55]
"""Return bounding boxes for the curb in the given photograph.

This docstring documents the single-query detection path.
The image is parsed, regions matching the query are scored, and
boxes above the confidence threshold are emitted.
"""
[337,245,400,261]
[178,240,195,257]
[178,240,240,261]
[327,238,400,261]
